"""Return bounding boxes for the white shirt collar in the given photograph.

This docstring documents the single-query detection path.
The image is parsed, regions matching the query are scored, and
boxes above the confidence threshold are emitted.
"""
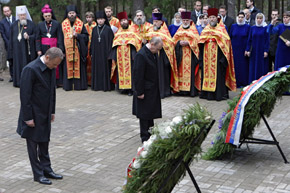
[40,56,45,64]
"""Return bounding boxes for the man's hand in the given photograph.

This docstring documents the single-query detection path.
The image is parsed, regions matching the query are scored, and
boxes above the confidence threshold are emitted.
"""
[137,94,144,99]
[25,120,35,127]
[51,114,55,122]
[271,17,278,25]
[245,51,250,57]
[37,51,42,56]
[23,32,29,40]
[264,52,268,58]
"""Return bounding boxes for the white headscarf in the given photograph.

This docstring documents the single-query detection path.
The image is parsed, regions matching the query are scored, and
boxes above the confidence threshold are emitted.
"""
[173,12,182,26]
[236,16,246,25]
[255,13,267,27]
[16,5,32,21]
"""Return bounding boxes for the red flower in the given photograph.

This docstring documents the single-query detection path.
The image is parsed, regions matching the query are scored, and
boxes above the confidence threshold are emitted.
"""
[24,26,27,29]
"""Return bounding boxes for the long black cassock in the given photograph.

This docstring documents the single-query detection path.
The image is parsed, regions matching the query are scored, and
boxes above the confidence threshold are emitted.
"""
[61,21,88,91]
[36,19,64,86]
[8,20,36,87]
[90,24,114,91]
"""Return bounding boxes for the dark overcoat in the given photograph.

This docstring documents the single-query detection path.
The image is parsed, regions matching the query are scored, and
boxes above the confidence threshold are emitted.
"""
[132,45,161,120]
[17,57,56,142]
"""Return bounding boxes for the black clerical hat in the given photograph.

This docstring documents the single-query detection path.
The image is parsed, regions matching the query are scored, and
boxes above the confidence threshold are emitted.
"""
[95,11,110,26]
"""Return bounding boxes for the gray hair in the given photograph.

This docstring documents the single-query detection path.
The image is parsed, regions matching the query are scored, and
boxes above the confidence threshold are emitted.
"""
[45,47,64,60]
[174,12,181,18]
[150,36,163,46]
[136,10,145,16]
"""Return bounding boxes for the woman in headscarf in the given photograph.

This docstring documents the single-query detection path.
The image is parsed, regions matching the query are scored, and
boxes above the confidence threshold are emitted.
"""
[245,13,269,83]
[168,12,181,37]
[230,12,251,87]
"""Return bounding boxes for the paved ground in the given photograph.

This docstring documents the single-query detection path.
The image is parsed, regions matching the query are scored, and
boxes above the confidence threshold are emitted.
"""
[1,70,290,193]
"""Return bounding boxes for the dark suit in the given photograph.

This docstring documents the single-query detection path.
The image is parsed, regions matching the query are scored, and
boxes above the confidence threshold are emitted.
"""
[0,16,16,78]
[223,16,235,32]
[245,18,255,26]
[132,45,162,142]
[17,57,56,179]
[250,7,261,21]
[191,10,201,24]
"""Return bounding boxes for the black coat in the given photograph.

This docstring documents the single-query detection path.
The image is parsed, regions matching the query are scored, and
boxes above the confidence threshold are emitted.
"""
[17,57,56,142]
[224,16,235,32]
[132,45,161,120]
[0,16,15,49]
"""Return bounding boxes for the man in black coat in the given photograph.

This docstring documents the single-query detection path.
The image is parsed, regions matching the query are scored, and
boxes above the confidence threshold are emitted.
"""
[219,5,235,32]
[17,47,64,185]
[0,6,16,82]
[132,37,163,143]
[246,0,261,21]
[191,0,202,24]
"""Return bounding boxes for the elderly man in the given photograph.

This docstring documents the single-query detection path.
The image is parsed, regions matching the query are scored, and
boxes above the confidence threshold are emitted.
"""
[84,11,97,85]
[36,4,63,86]
[104,6,119,33]
[0,6,15,82]
[110,11,142,95]
[8,5,36,87]
[146,12,179,98]
[132,37,163,143]
[17,47,64,185]
[132,10,152,44]
[198,8,236,101]
[243,8,255,26]
[61,5,88,91]
[173,11,200,97]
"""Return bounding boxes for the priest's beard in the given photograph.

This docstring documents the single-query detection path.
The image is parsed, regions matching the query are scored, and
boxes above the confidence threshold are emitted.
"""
[153,25,161,31]
[210,21,217,27]
[20,19,27,26]
[182,23,190,28]
[134,17,145,25]
[69,16,76,23]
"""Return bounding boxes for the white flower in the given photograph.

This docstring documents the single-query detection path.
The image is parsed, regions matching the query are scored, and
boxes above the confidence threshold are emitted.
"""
[140,150,148,158]
[243,85,249,91]
[132,159,141,169]
[205,116,211,120]
[279,67,287,72]
[143,140,152,151]
[171,116,182,126]
[165,126,172,134]
[137,147,143,153]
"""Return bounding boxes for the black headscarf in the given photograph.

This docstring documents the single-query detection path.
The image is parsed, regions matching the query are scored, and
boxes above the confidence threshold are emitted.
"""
[63,5,80,20]
[95,11,110,26]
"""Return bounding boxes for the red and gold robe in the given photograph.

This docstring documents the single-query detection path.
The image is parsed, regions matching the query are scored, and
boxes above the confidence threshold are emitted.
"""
[173,24,200,91]
[62,17,83,79]
[131,22,152,42]
[111,26,142,89]
[145,23,179,92]
[198,23,236,92]
[109,16,120,33]
[84,21,97,85]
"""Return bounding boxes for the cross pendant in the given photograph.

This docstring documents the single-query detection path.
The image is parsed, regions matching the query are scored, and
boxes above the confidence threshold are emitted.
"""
[98,37,101,42]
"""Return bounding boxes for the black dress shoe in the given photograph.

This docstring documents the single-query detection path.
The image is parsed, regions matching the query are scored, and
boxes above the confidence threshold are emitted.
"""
[0,78,3,81]
[34,176,52,185]
[9,78,13,82]
[44,172,63,179]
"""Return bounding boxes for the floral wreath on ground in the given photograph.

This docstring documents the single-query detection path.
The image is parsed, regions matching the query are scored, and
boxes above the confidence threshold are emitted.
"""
[203,66,290,160]
[123,103,213,193]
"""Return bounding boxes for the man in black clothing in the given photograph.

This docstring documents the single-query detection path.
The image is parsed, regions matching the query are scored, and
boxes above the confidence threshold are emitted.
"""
[219,5,235,32]
[0,6,15,82]
[246,0,261,21]
[191,0,202,24]
[268,9,281,71]
[132,37,163,143]
[17,47,64,185]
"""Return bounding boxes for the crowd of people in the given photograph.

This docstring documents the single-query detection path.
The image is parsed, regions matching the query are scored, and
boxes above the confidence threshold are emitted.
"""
[0,0,290,100]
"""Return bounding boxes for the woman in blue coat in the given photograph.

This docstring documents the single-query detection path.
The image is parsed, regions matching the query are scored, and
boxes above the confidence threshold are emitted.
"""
[245,13,270,83]
[230,12,251,87]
